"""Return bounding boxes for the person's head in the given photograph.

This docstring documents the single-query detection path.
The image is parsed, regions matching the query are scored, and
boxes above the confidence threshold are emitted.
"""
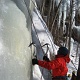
[57,47,69,56]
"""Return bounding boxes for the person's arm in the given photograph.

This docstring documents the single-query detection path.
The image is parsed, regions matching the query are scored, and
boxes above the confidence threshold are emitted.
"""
[38,59,60,70]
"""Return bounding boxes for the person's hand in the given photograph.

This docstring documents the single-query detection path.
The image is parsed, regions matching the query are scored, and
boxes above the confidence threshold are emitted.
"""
[43,55,49,61]
[32,58,38,65]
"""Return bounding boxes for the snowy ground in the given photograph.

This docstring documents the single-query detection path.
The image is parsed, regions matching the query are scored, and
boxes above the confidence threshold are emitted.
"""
[32,7,79,80]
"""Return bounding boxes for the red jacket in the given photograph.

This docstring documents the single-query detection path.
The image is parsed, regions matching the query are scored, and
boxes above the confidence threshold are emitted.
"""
[38,55,70,77]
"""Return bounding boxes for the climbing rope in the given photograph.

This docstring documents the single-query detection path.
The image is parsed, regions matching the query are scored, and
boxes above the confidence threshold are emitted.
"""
[71,60,78,70]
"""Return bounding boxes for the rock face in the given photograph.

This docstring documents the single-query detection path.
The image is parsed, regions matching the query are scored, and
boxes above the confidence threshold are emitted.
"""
[75,11,80,26]
[0,0,33,80]
[72,26,80,43]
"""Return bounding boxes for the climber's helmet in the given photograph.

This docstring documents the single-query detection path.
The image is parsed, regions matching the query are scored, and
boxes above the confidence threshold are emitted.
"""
[57,47,69,56]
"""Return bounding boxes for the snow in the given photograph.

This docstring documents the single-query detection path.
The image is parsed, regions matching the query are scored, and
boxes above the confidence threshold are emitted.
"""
[32,7,79,80]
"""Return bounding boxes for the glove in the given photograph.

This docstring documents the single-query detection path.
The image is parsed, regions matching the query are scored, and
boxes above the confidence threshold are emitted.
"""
[43,55,49,61]
[32,58,38,65]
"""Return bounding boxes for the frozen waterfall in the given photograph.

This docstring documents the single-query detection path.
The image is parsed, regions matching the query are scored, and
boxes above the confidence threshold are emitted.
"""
[0,0,34,80]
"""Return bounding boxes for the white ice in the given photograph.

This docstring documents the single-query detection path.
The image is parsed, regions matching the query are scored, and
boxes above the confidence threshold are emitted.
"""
[0,0,33,80]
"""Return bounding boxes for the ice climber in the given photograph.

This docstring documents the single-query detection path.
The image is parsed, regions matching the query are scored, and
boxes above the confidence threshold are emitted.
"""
[32,46,70,80]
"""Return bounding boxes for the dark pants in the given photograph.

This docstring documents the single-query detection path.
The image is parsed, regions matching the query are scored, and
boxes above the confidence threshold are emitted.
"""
[52,76,68,80]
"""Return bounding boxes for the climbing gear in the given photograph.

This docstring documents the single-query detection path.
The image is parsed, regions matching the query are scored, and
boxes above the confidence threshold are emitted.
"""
[29,42,37,58]
[29,42,50,58]
[41,43,50,56]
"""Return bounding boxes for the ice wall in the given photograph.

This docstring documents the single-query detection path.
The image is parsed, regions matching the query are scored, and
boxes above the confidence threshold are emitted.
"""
[0,0,33,80]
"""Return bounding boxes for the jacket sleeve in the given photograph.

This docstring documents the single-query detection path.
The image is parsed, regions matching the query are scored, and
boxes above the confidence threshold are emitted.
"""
[38,59,60,70]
